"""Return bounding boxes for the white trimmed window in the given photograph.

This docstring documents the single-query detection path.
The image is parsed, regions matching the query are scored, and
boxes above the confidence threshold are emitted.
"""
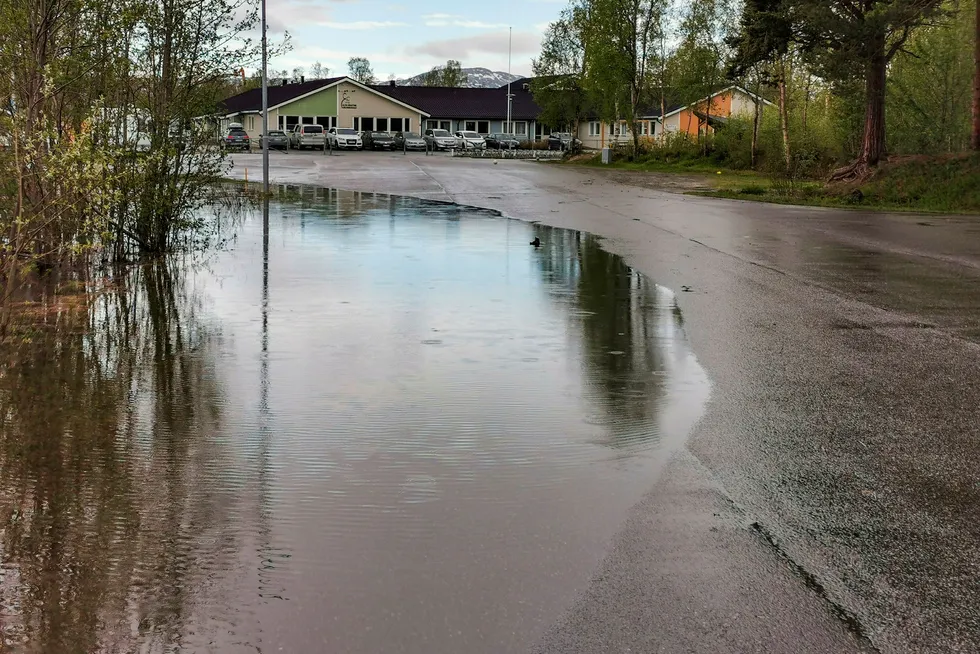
[588,121,600,136]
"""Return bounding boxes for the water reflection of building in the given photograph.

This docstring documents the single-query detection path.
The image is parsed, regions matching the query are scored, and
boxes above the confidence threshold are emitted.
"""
[532,225,682,451]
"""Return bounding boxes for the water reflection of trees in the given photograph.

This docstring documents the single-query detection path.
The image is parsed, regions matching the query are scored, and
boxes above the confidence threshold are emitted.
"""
[0,260,236,653]
[533,226,677,450]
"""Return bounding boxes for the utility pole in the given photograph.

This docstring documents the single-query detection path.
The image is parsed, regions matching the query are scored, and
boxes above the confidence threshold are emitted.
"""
[261,0,270,196]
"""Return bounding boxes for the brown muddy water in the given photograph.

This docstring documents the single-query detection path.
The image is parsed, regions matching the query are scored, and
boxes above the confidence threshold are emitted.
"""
[0,187,709,653]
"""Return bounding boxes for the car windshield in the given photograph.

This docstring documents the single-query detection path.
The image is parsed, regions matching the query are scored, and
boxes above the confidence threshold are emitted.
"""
[227,129,247,136]
[303,126,323,133]
[337,129,357,135]
[371,132,391,138]
[557,133,572,138]
[402,132,421,138]
[498,134,517,139]
[461,132,480,138]
[269,131,285,136]
[432,130,450,137]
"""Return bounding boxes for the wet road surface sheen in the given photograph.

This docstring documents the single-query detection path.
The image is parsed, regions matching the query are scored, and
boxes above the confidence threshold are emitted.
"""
[0,188,709,653]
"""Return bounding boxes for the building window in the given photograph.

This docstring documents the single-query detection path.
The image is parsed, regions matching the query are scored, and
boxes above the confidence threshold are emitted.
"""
[360,117,375,131]
[301,116,314,125]
[477,121,489,134]
[589,121,600,136]
[316,116,331,128]
[285,115,299,129]
[439,120,451,131]
[278,116,284,129]
[640,121,649,135]
[513,121,527,135]
[391,117,404,132]
[426,119,439,130]
[404,118,411,132]
[377,117,389,132]
[353,117,360,130]
[465,121,477,131]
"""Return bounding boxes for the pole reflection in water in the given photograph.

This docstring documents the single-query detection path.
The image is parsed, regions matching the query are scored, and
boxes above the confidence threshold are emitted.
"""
[0,187,709,654]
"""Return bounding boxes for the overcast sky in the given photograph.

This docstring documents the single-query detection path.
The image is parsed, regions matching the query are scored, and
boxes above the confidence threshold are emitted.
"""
[263,0,565,80]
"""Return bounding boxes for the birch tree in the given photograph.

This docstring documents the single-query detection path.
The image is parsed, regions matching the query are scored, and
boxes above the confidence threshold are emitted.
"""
[583,0,672,155]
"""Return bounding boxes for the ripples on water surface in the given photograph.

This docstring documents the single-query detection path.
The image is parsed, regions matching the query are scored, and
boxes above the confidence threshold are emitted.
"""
[0,187,709,653]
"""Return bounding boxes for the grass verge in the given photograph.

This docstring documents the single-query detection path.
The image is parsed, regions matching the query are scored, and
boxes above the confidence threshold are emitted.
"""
[568,152,980,214]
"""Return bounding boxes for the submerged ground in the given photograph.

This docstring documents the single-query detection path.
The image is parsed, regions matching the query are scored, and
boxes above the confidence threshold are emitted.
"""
[226,151,980,653]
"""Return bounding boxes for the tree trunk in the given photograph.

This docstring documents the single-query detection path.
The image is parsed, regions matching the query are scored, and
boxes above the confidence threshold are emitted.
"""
[802,74,812,135]
[832,41,887,181]
[778,62,791,175]
[973,0,979,150]
[752,98,760,168]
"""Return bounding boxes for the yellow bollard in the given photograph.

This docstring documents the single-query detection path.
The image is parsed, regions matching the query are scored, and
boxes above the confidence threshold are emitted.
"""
[244,167,248,190]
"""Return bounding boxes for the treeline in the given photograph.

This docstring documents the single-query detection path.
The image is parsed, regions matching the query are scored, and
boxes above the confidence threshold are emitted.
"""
[533,0,978,179]
[0,0,266,335]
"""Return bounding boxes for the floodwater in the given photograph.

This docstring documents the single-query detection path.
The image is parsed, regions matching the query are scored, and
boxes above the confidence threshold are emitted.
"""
[0,188,709,654]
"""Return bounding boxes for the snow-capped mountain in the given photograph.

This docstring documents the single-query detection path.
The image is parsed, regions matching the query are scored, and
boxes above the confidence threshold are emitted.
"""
[395,67,522,88]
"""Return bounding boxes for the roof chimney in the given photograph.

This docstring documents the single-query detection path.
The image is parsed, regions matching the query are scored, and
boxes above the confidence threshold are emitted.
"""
[389,80,396,88]
[300,76,305,84]
[281,79,287,86]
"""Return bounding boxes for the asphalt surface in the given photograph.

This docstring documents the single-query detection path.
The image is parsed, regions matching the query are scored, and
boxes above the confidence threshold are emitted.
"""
[227,151,980,653]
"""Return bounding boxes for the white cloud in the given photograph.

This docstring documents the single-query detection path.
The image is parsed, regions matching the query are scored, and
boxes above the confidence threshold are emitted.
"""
[422,13,508,29]
[407,30,542,59]
[317,20,408,29]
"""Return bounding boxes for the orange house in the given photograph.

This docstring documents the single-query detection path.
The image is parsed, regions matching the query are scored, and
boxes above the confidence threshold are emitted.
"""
[661,86,773,137]
[576,86,772,150]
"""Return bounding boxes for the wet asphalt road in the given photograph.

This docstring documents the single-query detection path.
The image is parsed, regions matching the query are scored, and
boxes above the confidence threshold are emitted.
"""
[227,151,980,653]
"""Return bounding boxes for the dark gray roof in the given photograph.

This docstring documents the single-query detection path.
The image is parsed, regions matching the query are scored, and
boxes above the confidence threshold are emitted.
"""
[371,83,542,121]
[219,76,545,121]
[220,77,345,114]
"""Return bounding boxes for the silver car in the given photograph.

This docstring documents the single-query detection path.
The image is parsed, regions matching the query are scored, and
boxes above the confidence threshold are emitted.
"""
[424,129,456,151]
[394,131,427,151]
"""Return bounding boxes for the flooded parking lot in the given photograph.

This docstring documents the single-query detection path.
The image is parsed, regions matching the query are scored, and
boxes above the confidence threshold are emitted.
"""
[0,188,709,653]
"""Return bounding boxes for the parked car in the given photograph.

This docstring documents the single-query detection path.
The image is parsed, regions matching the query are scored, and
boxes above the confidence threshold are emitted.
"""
[485,133,521,150]
[328,127,363,150]
[394,131,427,151]
[363,131,396,150]
[424,129,456,151]
[454,131,486,150]
[260,130,289,150]
[288,124,326,150]
[547,132,581,151]
[221,123,251,151]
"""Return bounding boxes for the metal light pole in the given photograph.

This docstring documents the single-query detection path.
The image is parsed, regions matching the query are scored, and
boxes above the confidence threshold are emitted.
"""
[506,27,513,153]
[261,0,269,198]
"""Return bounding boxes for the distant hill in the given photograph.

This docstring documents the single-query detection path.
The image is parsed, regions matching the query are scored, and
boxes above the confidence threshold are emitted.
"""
[395,67,522,89]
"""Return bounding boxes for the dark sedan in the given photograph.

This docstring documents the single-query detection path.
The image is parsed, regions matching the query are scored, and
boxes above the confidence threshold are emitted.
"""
[363,132,396,150]
[260,130,288,150]
[547,132,582,151]
[485,133,521,149]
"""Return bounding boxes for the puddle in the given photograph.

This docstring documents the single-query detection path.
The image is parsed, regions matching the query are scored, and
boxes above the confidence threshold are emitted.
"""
[0,187,710,653]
